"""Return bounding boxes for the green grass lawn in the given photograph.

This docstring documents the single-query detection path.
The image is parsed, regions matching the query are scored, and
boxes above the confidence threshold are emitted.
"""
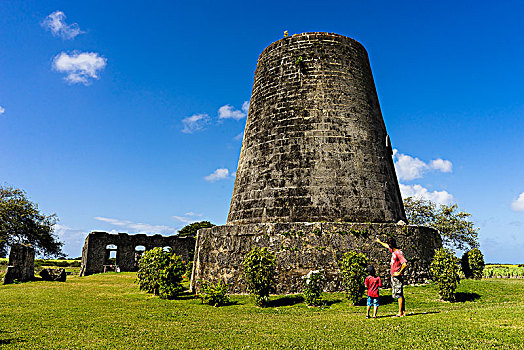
[1,274,522,349]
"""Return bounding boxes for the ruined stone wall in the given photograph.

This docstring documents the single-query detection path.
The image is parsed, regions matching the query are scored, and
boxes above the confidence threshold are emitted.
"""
[3,244,35,284]
[191,223,441,294]
[228,32,405,225]
[80,232,195,276]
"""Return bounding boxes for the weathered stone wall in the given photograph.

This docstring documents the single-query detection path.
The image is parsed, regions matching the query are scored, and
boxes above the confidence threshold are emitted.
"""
[228,32,405,225]
[80,232,195,276]
[191,223,441,294]
[3,244,35,284]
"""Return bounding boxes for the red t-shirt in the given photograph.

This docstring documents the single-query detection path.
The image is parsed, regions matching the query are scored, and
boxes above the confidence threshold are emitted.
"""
[389,248,407,276]
[365,276,382,297]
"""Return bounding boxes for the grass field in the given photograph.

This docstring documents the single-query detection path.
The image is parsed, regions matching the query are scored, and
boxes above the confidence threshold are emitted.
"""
[0,273,523,349]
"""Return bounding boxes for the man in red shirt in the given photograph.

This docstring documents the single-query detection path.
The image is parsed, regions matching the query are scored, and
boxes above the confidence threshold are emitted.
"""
[376,237,408,317]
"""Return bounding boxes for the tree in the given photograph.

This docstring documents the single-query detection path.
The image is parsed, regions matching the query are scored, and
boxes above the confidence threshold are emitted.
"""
[403,197,479,251]
[178,221,215,238]
[0,185,62,257]
[242,246,276,307]
[430,248,461,301]
[136,247,185,299]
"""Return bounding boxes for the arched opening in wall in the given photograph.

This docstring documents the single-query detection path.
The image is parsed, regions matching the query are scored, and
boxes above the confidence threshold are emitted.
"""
[134,245,146,270]
[104,244,118,272]
[163,246,172,253]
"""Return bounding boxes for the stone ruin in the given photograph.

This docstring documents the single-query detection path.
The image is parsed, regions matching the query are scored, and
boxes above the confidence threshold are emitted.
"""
[191,32,442,294]
[3,243,35,284]
[79,231,194,276]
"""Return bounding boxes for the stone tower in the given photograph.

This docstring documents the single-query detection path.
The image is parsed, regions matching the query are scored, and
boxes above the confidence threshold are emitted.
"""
[228,32,405,225]
[191,33,441,294]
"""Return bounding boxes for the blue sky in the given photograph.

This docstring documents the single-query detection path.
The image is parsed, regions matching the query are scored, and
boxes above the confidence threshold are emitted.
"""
[1,1,523,262]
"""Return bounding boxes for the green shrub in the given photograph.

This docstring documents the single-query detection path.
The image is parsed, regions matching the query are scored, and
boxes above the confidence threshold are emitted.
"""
[301,270,325,306]
[70,261,81,267]
[136,247,185,299]
[198,280,230,307]
[242,247,276,307]
[430,248,461,301]
[338,251,367,305]
[467,248,485,280]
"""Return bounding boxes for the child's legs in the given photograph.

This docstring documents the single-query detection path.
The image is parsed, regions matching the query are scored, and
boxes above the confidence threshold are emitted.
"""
[366,305,371,316]
[373,305,378,317]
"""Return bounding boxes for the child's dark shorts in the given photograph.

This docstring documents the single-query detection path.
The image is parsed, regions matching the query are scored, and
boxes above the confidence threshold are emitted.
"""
[391,275,404,299]
[367,296,379,306]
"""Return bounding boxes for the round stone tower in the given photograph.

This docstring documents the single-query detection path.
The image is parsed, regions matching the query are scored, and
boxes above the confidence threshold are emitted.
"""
[228,32,406,225]
[191,33,441,294]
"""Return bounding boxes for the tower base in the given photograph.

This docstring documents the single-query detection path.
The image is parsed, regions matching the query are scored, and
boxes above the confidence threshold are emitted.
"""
[191,222,441,294]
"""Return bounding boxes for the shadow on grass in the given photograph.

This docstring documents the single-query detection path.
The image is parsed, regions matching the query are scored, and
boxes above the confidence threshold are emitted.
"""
[454,292,481,303]
[323,299,343,307]
[0,331,23,346]
[268,295,304,307]
[173,290,198,300]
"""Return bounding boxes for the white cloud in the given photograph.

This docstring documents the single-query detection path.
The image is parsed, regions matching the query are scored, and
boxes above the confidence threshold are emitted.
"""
[511,192,524,211]
[234,132,244,141]
[0,106,5,115]
[172,216,194,224]
[394,152,427,181]
[52,51,107,85]
[94,216,177,234]
[242,101,250,113]
[42,11,84,40]
[204,168,230,182]
[182,113,210,133]
[399,184,454,205]
[184,212,202,217]
[218,102,248,120]
[429,159,453,173]
[53,224,86,258]
[393,149,453,181]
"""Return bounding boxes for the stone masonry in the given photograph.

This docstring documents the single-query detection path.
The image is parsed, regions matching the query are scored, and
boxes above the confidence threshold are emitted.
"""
[3,244,35,284]
[228,32,405,225]
[80,232,194,276]
[191,33,441,294]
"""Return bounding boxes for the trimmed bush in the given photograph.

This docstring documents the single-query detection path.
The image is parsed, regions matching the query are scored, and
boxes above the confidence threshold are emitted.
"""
[461,248,485,280]
[430,248,461,301]
[242,247,276,307]
[198,280,230,307]
[136,247,185,299]
[338,251,368,305]
[468,248,485,279]
[301,270,325,306]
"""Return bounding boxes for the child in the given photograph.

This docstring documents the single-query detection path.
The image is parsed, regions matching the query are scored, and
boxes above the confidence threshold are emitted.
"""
[365,265,382,319]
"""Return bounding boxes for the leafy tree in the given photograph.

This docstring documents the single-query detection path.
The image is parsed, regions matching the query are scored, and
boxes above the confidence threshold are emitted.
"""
[136,247,185,299]
[0,185,62,257]
[242,246,276,307]
[430,248,461,301]
[462,248,485,280]
[178,221,215,238]
[404,197,479,250]
[338,251,368,305]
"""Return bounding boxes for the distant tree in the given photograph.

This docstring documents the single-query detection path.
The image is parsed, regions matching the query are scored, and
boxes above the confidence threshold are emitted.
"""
[0,185,63,258]
[403,197,479,251]
[178,221,215,238]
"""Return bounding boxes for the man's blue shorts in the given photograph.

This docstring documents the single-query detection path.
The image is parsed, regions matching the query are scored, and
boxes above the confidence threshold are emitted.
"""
[367,296,379,307]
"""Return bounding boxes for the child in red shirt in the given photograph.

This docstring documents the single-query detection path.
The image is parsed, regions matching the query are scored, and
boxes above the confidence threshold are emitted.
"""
[365,265,382,319]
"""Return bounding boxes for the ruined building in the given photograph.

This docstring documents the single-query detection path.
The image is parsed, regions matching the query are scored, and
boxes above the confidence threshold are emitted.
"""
[79,232,194,276]
[191,33,441,293]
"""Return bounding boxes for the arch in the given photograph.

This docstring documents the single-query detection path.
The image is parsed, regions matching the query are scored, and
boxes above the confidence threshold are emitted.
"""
[163,246,172,253]
[135,245,146,252]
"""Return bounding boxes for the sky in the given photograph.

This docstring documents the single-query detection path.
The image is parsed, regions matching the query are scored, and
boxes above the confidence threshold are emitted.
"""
[1,1,523,263]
